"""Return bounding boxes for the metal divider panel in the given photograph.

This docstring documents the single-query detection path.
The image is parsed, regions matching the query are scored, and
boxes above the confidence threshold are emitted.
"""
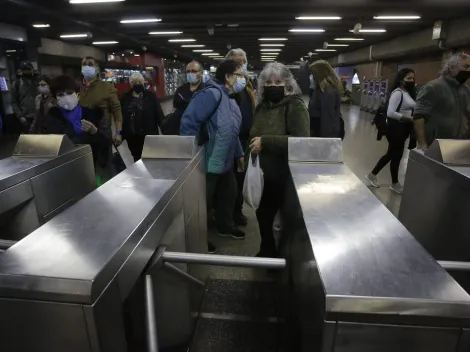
[142,136,197,160]
[425,139,470,165]
[288,138,343,163]
[13,135,75,157]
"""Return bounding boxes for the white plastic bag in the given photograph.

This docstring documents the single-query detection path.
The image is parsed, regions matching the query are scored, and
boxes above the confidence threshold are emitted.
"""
[243,154,264,210]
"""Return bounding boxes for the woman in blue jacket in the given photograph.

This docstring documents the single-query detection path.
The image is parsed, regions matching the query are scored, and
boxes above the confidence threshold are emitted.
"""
[180,60,245,253]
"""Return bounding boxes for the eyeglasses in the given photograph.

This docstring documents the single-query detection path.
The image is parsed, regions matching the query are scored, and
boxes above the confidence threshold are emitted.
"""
[186,70,201,74]
[56,90,75,98]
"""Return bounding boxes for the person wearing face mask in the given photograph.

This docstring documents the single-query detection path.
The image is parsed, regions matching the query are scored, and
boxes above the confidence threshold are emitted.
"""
[249,63,309,257]
[120,72,164,161]
[164,61,205,135]
[308,60,344,138]
[225,48,256,227]
[30,75,55,134]
[365,68,417,195]
[414,53,470,150]
[78,57,123,147]
[45,75,111,180]
[180,60,246,254]
[11,61,38,133]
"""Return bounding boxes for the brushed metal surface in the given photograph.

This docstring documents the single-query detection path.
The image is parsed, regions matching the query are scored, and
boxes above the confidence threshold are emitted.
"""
[290,161,470,319]
[425,139,470,165]
[142,135,196,159]
[0,179,33,214]
[13,134,74,157]
[289,137,343,163]
[333,322,460,352]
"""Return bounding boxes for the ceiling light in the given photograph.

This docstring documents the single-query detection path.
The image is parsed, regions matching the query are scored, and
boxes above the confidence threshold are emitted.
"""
[315,49,336,52]
[149,31,182,35]
[134,54,140,56]
[121,19,161,24]
[327,44,349,47]
[169,39,196,42]
[295,16,341,20]
[60,33,88,38]
[261,53,279,55]
[93,41,119,45]
[202,53,220,56]
[259,44,285,47]
[374,15,421,20]
[33,24,50,28]
[70,0,124,3]
[6,50,16,53]
[227,24,239,27]
[288,29,325,33]
[213,58,224,60]
[181,44,205,48]
[349,29,386,33]
[259,38,288,41]
[193,49,213,52]
[260,49,281,52]
[335,38,364,41]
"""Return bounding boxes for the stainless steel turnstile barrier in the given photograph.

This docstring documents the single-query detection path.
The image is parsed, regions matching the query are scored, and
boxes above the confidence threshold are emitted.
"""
[283,137,470,352]
[0,134,95,241]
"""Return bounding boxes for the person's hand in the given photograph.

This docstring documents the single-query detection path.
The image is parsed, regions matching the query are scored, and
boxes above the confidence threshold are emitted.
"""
[417,142,428,151]
[81,120,98,135]
[19,117,28,126]
[250,137,262,154]
[113,134,123,146]
[237,157,245,172]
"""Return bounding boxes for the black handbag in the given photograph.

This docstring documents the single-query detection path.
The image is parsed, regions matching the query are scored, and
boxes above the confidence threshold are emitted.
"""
[197,88,223,146]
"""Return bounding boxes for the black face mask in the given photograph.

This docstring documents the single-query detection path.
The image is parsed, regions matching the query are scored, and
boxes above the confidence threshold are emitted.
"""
[133,84,144,93]
[454,71,470,85]
[264,86,285,103]
[403,81,415,91]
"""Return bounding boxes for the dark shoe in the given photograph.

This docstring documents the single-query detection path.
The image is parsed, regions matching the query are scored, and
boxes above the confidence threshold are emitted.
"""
[208,242,217,254]
[234,212,248,226]
[218,228,246,240]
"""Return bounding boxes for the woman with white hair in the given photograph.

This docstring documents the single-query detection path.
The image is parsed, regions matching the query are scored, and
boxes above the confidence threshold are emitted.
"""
[249,62,309,257]
[120,72,165,161]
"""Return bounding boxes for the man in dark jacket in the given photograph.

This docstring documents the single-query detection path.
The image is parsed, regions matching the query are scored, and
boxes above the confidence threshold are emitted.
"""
[120,72,165,161]
[225,48,256,226]
[164,61,205,135]
[12,61,37,133]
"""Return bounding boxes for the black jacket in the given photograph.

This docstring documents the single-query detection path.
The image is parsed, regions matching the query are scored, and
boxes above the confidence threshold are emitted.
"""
[309,86,342,138]
[162,82,205,135]
[45,106,111,167]
[120,89,164,138]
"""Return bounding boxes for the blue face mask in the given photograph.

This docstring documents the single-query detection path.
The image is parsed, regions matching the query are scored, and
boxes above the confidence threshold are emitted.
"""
[233,76,246,93]
[82,66,97,79]
[187,73,199,84]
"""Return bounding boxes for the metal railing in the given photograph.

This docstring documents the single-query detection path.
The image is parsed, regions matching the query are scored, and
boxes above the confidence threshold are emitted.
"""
[144,247,286,352]
[439,261,470,272]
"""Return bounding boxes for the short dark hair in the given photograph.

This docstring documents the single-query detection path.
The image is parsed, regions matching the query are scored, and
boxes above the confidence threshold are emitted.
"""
[50,75,79,97]
[215,59,241,82]
[82,56,97,64]
[37,75,51,86]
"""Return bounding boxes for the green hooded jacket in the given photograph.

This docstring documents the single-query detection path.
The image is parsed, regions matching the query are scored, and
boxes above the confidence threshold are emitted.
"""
[250,94,310,181]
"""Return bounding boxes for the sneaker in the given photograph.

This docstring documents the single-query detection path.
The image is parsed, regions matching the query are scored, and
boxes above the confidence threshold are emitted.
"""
[207,242,217,254]
[234,213,248,226]
[364,173,380,188]
[389,183,403,195]
[218,228,246,240]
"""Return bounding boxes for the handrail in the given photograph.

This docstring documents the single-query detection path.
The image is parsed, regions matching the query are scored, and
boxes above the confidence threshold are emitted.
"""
[439,261,470,272]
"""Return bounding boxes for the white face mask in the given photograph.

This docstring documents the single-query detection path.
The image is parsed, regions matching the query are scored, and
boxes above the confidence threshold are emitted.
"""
[57,93,79,111]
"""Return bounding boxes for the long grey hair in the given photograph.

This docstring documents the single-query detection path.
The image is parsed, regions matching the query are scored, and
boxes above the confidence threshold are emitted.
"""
[257,62,302,100]
[441,52,470,76]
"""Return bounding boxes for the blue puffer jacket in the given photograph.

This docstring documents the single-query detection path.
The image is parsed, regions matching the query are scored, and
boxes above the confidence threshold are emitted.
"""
[180,79,243,174]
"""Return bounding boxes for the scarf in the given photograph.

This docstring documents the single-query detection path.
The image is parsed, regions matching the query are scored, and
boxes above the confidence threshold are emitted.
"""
[59,104,84,135]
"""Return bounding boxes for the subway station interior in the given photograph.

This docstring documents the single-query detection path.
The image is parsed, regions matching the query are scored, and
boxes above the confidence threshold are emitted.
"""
[1,1,470,351]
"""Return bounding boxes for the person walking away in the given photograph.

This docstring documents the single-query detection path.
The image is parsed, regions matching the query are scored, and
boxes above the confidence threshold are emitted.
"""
[365,68,417,194]
[45,75,111,179]
[78,56,122,184]
[164,61,205,135]
[11,61,37,133]
[413,53,470,150]
[30,75,55,134]
[180,60,246,254]
[249,62,310,257]
[309,60,343,138]
[225,48,256,226]
[120,73,165,161]
[309,73,316,98]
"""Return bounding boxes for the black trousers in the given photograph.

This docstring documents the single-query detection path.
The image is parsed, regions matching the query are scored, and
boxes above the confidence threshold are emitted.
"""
[372,120,412,184]
[234,162,246,216]
[207,171,237,232]
[256,177,286,256]
[127,135,146,162]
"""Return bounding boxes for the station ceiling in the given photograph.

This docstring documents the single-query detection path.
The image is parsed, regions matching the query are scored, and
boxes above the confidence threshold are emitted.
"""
[1,0,469,66]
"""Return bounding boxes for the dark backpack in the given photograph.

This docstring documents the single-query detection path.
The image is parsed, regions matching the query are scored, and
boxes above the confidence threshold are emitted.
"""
[372,90,403,140]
